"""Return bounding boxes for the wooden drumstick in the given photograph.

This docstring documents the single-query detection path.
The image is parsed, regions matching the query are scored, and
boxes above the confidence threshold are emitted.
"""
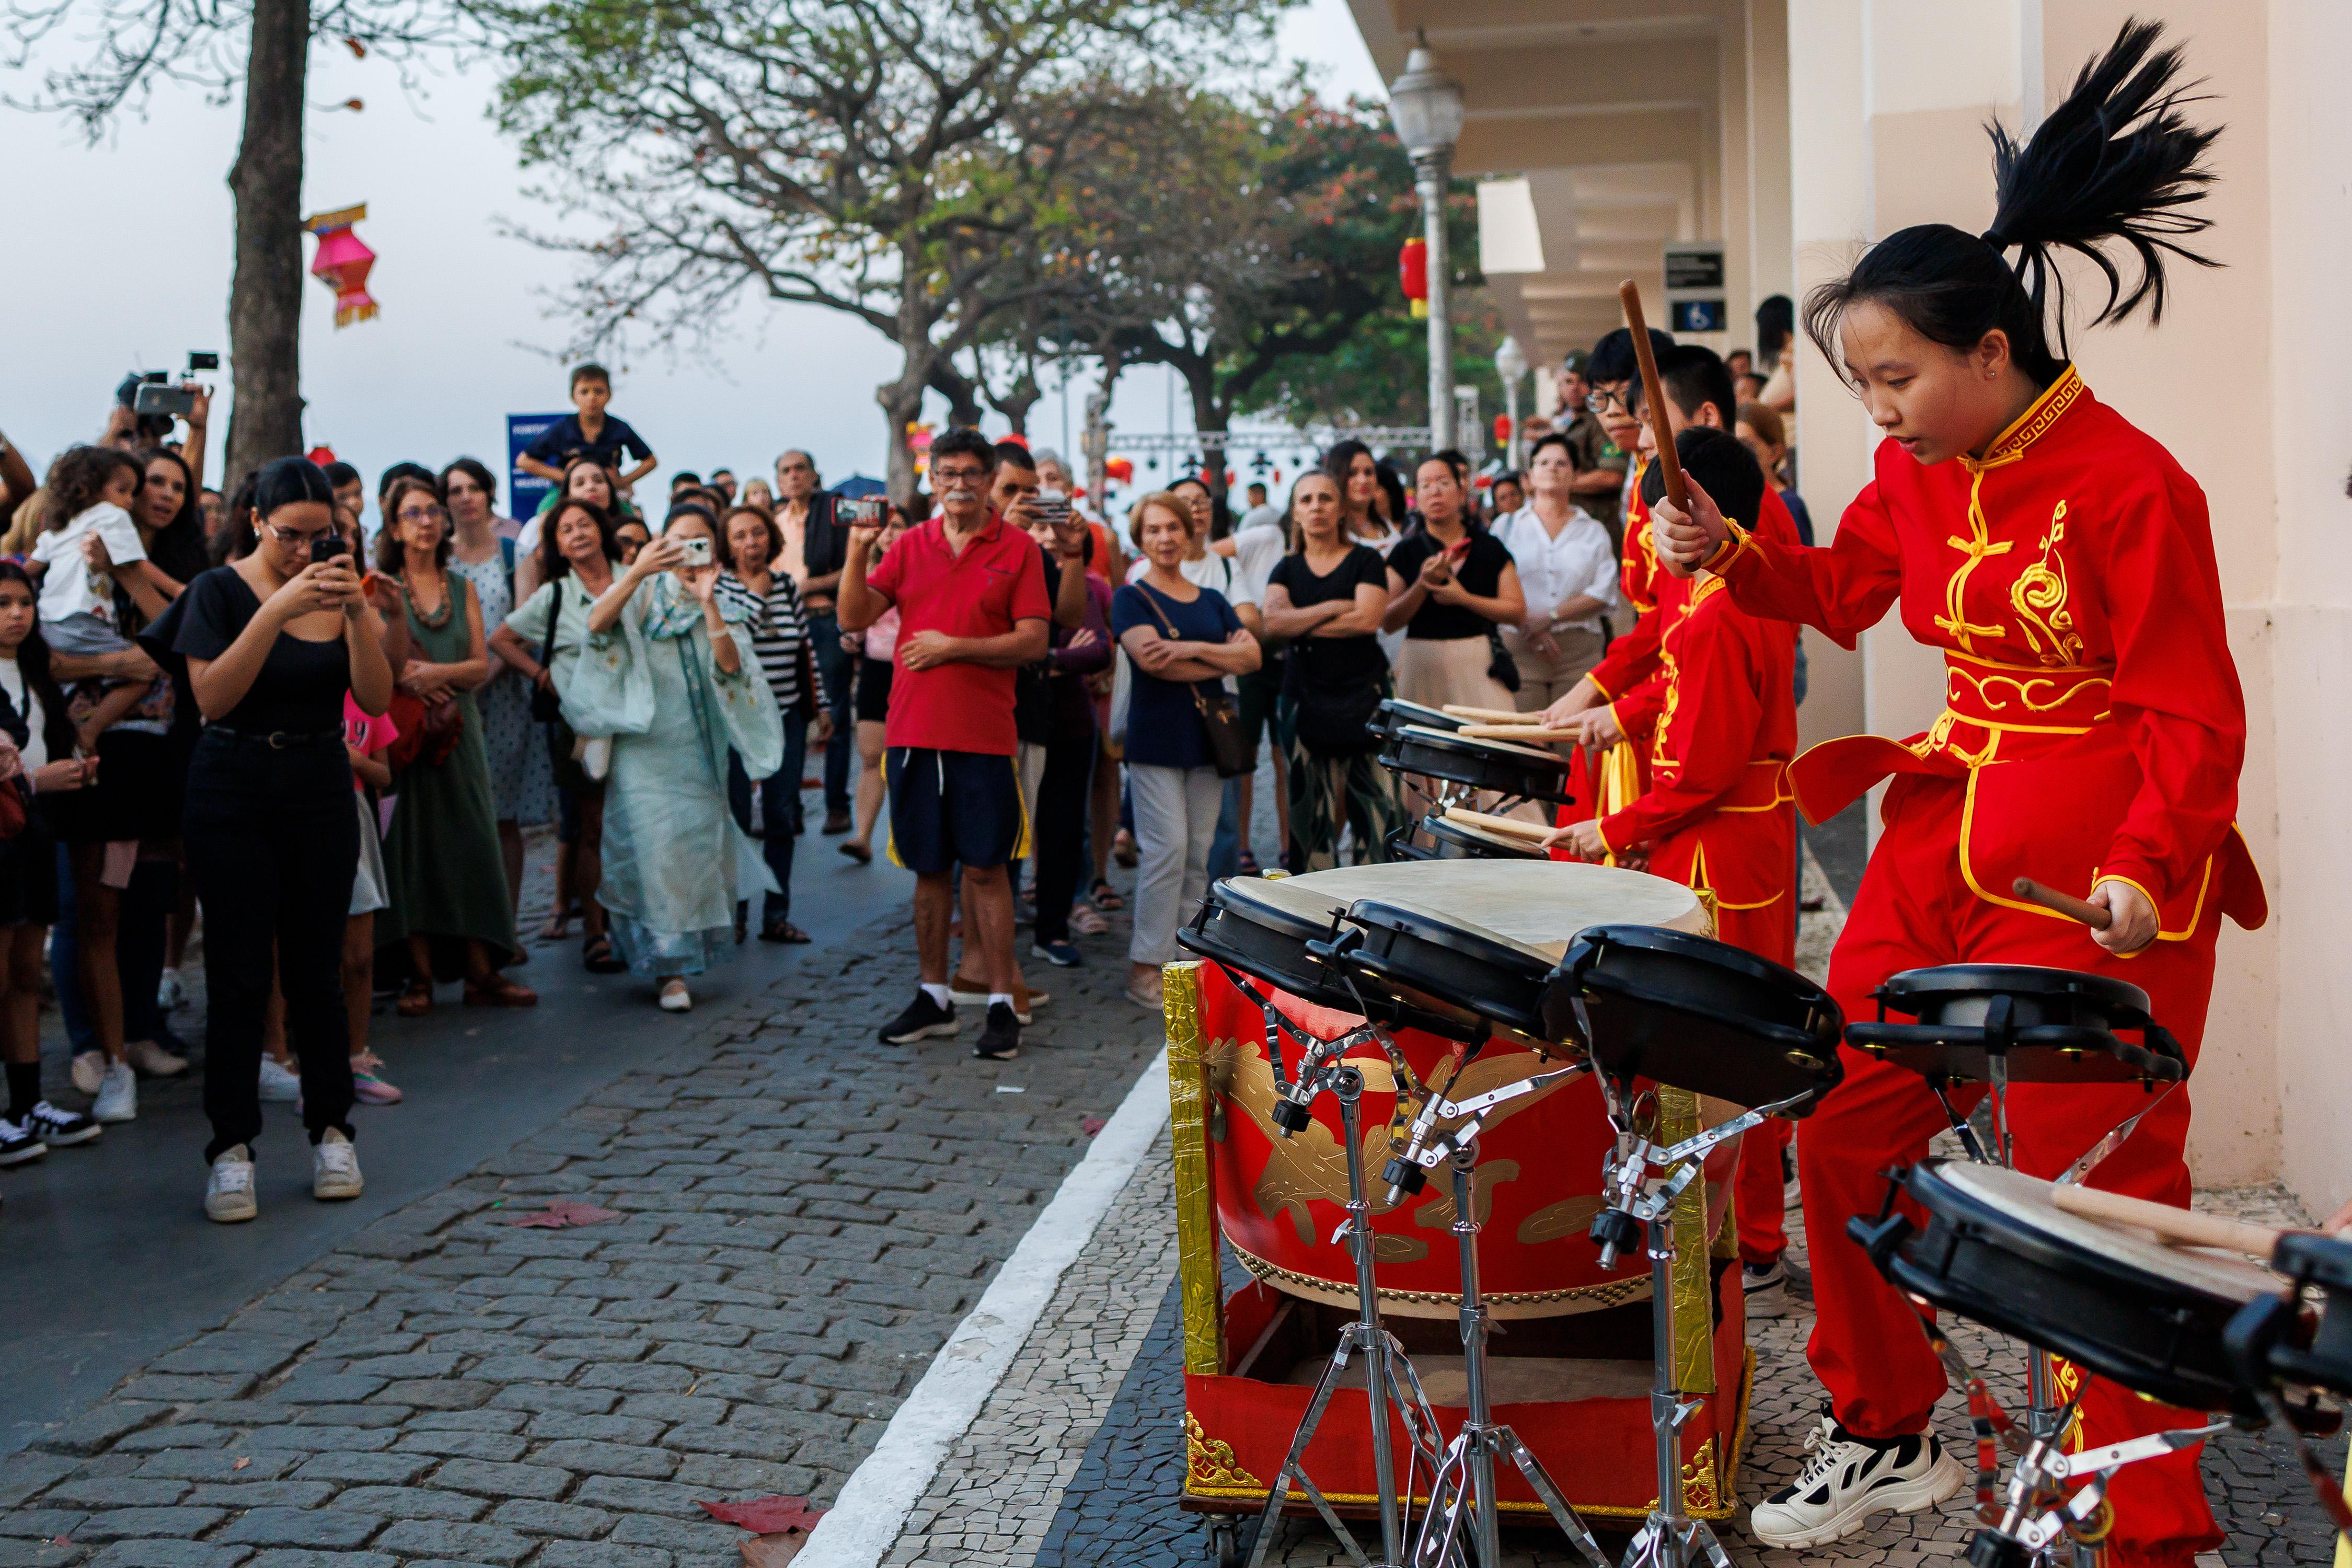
[1442,806,1559,842]
[2011,876,2113,930]
[1456,723,1579,742]
[1620,280,1694,579]
[1440,704,1528,724]
[2048,1183,2290,1259]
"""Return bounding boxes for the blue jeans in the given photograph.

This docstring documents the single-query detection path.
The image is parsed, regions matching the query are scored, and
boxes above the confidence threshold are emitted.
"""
[806,612,857,818]
[1207,777,1240,881]
[727,711,809,926]
[50,843,93,1054]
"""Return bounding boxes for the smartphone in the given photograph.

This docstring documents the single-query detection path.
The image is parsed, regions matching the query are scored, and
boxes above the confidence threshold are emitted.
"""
[851,495,884,528]
[133,383,198,419]
[1035,489,1072,531]
[677,536,713,568]
[188,351,220,372]
[311,534,351,568]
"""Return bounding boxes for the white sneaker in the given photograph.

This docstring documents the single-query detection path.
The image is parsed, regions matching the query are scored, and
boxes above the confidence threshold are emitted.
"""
[126,1038,189,1078]
[70,1050,107,1097]
[658,979,693,1012]
[1748,1413,1966,1549]
[258,1055,302,1102]
[1743,1259,1791,1319]
[206,1146,258,1223]
[313,1128,363,1200]
[93,1061,137,1123]
[158,970,186,1011]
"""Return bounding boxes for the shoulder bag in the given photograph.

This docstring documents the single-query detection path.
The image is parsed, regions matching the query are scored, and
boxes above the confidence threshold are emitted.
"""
[1136,584,1250,779]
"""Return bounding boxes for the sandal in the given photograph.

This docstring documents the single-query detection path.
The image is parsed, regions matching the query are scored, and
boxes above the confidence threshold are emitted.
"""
[1237,848,1260,874]
[462,976,539,1008]
[758,920,812,944]
[581,935,626,975]
[396,980,434,1018]
[1090,878,1125,912]
[539,908,572,940]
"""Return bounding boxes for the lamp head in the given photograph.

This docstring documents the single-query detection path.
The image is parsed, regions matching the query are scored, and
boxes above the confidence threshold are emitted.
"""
[1387,42,1465,158]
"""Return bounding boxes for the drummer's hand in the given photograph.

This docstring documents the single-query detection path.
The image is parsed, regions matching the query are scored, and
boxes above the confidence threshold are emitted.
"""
[1539,819,1608,861]
[1574,706,1623,749]
[2086,878,2158,955]
[1539,678,1600,731]
[1652,478,1730,571]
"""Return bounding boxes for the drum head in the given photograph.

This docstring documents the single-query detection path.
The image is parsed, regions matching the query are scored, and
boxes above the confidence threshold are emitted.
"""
[1849,963,2182,1084]
[1178,877,1401,1020]
[1883,1160,2281,1414]
[1282,860,1705,958]
[1546,924,1843,1112]
[1380,725,1574,806]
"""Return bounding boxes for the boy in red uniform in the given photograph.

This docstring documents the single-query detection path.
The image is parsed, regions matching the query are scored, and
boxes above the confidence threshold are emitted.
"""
[1546,428,1801,1307]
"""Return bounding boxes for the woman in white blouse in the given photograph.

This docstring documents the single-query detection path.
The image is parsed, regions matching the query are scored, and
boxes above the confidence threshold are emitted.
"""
[1491,433,1621,711]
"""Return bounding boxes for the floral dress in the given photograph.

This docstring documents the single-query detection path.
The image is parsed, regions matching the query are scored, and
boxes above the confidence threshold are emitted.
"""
[451,549,556,826]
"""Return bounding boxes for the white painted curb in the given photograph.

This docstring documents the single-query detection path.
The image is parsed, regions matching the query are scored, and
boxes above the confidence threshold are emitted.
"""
[792,1045,1174,1566]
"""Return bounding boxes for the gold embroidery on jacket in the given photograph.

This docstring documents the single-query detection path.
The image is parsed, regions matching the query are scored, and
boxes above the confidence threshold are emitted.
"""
[2010,501,2086,667]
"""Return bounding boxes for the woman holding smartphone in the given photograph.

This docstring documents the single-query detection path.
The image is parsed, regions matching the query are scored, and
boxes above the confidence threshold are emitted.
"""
[163,457,395,1224]
[568,508,783,1012]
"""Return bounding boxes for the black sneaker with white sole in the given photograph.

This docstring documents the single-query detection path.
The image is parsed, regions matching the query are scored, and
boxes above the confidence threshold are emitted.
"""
[0,1117,45,1167]
[1748,1411,1966,1549]
[879,991,959,1045]
[972,1001,1020,1060]
[25,1101,100,1148]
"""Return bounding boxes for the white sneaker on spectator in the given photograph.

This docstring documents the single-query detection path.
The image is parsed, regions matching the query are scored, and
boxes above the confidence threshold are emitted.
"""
[157,971,186,1011]
[70,1050,107,1097]
[258,1056,302,1102]
[313,1128,363,1200]
[206,1145,258,1223]
[93,1062,137,1123]
[126,1039,188,1078]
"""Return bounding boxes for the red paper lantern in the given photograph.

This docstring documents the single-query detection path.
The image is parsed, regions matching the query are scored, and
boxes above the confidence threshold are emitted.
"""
[1494,413,1514,443]
[1105,457,1134,483]
[1399,237,1429,320]
[304,204,379,328]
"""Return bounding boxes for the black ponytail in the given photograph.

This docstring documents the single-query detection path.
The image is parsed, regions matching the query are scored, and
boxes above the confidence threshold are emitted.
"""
[1805,17,2220,389]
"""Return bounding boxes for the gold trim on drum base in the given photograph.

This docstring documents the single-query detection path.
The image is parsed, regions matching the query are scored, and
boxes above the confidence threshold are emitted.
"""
[1227,1240,1653,1319]
[1183,1348,1757,1521]
[1162,962,1226,1376]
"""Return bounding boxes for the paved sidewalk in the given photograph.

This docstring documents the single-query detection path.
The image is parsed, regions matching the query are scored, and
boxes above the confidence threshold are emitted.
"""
[0,895,1169,1568]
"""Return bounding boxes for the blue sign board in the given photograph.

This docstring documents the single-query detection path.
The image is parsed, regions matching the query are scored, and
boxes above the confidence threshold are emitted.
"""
[508,413,564,516]
[1670,298,1727,334]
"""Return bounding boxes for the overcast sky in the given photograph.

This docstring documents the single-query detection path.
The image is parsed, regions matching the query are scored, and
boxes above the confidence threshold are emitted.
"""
[4,1,1382,504]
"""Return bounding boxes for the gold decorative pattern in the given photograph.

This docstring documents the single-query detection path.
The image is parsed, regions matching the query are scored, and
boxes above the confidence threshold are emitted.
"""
[1185,1413,1263,1490]
[1643,1437,1722,1515]
[1976,364,2085,464]
[1162,963,1225,1377]
[1518,1194,1605,1245]
[1658,1086,1715,1395]
[1932,465,2016,654]
[1945,662,2111,718]
[1227,1241,1653,1319]
[2009,501,2087,667]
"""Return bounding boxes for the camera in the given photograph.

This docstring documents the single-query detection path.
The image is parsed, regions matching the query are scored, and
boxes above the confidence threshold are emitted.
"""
[133,383,197,419]
[676,536,713,568]
[1035,489,1073,531]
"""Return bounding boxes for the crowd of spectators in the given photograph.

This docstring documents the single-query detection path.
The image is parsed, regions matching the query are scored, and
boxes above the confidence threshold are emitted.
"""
[0,321,1815,1210]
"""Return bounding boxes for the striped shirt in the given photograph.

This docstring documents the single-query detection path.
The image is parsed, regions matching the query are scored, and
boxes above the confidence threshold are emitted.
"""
[716,571,828,714]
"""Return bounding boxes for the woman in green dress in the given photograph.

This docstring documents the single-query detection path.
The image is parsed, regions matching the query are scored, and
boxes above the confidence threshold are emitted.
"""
[374,478,534,1012]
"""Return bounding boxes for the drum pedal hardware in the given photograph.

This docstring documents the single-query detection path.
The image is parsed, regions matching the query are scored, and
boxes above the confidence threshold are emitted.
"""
[1232,989,1444,1568]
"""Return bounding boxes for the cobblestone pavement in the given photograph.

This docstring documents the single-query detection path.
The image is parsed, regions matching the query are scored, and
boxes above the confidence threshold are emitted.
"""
[873,847,2346,1566]
[0,879,1171,1568]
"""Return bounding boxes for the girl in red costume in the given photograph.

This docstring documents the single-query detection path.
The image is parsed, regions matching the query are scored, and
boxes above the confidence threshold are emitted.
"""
[1652,23,2263,1564]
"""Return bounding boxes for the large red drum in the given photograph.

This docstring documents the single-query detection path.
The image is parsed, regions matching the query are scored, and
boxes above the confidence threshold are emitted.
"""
[1191,861,1721,1319]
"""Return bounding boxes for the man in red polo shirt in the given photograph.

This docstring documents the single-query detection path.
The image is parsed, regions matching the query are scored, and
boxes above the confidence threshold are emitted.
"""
[838,429,1052,1060]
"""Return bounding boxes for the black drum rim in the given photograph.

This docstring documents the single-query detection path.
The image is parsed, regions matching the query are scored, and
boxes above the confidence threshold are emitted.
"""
[1377,726,1574,808]
[1339,897,1556,1037]
[1875,962,2152,1021]
[1417,812,1544,861]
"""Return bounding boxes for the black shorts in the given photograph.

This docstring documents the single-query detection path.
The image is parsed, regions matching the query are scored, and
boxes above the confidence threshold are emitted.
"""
[855,655,894,725]
[886,747,1022,874]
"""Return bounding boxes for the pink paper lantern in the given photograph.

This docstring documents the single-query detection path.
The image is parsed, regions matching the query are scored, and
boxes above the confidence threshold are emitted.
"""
[304,204,380,328]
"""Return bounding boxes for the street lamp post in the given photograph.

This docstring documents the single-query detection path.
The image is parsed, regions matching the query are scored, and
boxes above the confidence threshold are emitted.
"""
[1388,40,1465,453]
[1494,335,1528,470]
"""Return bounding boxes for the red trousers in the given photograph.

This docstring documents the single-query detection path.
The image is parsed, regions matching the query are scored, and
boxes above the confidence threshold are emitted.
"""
[1805,775,2222,1568]
[1737,1115,1793,1266]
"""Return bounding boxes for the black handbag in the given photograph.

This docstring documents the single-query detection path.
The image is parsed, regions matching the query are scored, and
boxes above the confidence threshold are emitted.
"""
[1486,625,1523,694]
[1136,583,1251,779]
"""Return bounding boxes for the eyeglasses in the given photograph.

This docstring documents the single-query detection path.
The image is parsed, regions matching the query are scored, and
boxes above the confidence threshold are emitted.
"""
[932,465,986,483]
[398,505,451,526]
[1587,385,1632,415]
[264,524,330,550]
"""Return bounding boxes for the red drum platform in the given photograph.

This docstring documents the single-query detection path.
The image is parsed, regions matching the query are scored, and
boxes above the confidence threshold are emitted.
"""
[1167,958,1756,1527]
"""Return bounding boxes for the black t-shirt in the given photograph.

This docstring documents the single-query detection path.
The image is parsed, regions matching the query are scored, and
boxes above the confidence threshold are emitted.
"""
[170,567,351,733]
[1014,549,1060,745]
[1386,529,1512,641]
[1268,546,1388,693]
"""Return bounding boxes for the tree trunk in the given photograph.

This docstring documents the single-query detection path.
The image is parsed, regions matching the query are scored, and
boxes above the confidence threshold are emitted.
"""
[988,362,1042,440]
[1185,370,1232,512]
[223,0,309,483]
[879,376,927,508]
[1081,352,1121,515]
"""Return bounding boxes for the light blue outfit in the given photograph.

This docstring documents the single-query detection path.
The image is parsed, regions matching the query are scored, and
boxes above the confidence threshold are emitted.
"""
[563,574,785,977]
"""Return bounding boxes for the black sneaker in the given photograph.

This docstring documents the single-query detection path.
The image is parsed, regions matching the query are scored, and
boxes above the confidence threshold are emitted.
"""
[973,1001,1021,1060]
[880,991,959,1045]
[0,1116,47,1167]
[25,1102,100,1148]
